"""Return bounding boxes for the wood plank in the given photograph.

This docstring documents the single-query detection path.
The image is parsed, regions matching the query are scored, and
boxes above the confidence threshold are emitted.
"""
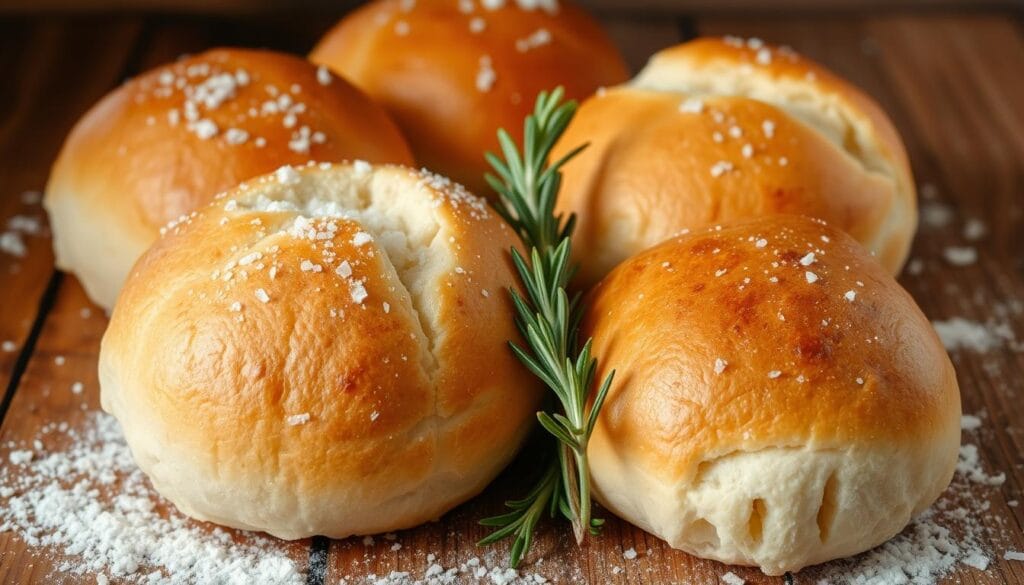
[0,0,1016,16]
[324,438,778,585]
[600,16,688,74]
[0,10,1022,585]
[867,14,1024,274]
[0,16,141,399]
[695,14,1024,585]
[0,17,317,584]
[0,279,315,583]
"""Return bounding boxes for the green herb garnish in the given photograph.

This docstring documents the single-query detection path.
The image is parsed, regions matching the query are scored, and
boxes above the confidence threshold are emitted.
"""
[477,88,614,568]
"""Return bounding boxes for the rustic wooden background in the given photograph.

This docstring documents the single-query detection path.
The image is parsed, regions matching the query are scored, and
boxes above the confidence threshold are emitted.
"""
[0,1,1023,583]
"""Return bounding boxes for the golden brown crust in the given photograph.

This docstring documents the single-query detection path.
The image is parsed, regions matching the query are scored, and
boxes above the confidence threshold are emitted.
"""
[310,0,628,194]
[100,163,540,538]
[583,214,959,482]
[553,37,916,284]
[650,37,911,177]
[45,48,413,309]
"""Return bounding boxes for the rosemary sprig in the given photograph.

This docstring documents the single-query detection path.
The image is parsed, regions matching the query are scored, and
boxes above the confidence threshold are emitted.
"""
[478,88,615,568]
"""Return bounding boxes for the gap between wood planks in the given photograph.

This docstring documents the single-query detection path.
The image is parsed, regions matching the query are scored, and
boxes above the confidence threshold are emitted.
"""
[0,16,151,432]
[0,272,62,427]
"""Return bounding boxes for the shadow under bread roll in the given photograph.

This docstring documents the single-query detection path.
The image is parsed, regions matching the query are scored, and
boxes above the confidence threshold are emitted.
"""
[553,37,916,286]
[99,162,540,539]
[581,214,959,575]
[45,48,413,311]
[310,0,628,196]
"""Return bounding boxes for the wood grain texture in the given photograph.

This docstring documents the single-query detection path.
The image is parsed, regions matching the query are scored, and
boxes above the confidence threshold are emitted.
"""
[0,8,1021,585]
[697,12,1024,585]
[0,17,141,399]
[0,0,1016,16]
[0,279,315,583]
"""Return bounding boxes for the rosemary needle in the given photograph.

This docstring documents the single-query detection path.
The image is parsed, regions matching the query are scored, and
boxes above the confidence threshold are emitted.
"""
[478,87,614,568]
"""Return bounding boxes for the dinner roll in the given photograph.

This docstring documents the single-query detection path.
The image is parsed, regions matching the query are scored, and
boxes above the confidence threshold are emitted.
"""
[310,0,628,195]
[554,37,916,285]
[45,48,413,310]
[582,215,959,575]
[99,162,539,539]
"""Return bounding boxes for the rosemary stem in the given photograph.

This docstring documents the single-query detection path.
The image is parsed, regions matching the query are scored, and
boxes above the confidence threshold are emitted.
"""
[575,448,592,543]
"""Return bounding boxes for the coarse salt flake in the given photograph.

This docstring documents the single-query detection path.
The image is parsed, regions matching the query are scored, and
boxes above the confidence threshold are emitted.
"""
[710,161,734,177]
[191,119,218,140]
[275,165,301,185]
[8,450,33,464]
[961,415,982,431]
[680,97,704,113]
[714,358,728,375]
[224,128,248,145]
[476,55,496,92]
[515,28,551,52]
[944,246,977,266]
[805,271,818,283]
[316,65,332,86]
[286,413,310,426]
[353,160,372,176]
[350,282,368,304]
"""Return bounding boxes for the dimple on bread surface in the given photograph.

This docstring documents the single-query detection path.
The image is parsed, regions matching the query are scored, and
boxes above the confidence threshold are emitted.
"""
[45,48,413,310]
[554,37,916,284]
[582,214,959,574]
[99,162,539,539]
[310,0,628,195]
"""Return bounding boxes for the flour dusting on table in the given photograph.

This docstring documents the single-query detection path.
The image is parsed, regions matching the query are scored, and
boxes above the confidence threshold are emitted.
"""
[0,412,304,585]
[0,410,1014,584]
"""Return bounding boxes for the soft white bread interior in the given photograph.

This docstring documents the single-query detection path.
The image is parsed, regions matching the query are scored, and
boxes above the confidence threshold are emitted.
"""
[310,0,628,195]
[582,214,959,575]
[554,37,916,285]
[45,48,413,310]
[99,162,539,539]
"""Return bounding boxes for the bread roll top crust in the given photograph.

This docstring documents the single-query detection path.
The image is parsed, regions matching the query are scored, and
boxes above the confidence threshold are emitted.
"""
[310,0,628,193]
[554,37,917,283]
[50,47,413,235]
[100,162,539,538]
[582,214,959,484]
[45,47,414,309]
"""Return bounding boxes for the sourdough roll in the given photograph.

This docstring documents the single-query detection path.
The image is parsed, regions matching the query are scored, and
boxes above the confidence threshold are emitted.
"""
[45,48,413,310]
[582,215,959,575]
[554,37,916,285]
[99,162,539,539]
[310,0,628,195]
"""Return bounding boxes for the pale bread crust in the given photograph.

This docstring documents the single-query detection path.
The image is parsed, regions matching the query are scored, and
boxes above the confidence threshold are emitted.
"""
[99,163,540,539]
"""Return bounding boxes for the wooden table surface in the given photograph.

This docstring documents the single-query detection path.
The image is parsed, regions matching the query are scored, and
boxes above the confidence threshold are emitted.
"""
[1,4,1023,584]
